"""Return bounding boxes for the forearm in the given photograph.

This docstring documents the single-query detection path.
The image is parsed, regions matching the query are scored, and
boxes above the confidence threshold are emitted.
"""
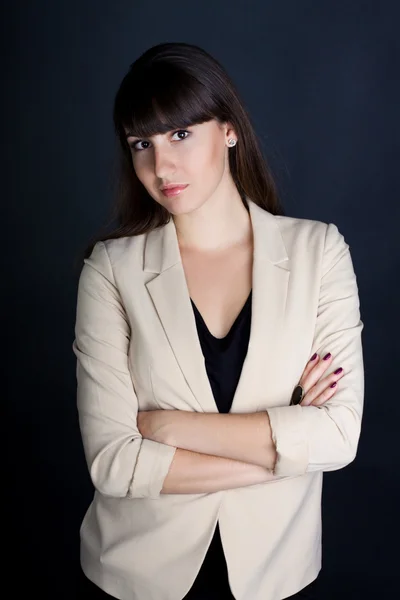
[164,411,277,470]
[161,447,278,495]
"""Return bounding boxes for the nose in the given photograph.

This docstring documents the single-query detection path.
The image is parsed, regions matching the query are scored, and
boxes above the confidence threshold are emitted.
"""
[153,145,177,180]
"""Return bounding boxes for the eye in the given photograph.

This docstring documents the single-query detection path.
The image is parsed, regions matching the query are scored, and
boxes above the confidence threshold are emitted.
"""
[129,139,150,152]
[129,129,191,152]
[171,129,190,142]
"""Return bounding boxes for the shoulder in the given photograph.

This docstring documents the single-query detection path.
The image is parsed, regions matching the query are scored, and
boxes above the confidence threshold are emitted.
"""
[274,213,327,238]
[82,234,145,283]
[90,234,145,264]
[275,215,354,284]
[102,234,145,265]
[275,214,348,253]
[272,214,352,279]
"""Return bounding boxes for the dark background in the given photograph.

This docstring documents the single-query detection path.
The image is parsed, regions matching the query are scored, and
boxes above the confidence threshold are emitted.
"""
[5,1,399,598]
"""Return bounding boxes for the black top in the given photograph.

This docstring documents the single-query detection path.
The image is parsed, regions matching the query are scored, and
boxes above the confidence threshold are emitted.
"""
[182,291,252,600]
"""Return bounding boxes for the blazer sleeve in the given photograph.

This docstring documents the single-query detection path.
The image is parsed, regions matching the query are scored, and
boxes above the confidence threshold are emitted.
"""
[72,241,177,499]
[267,223,365,477]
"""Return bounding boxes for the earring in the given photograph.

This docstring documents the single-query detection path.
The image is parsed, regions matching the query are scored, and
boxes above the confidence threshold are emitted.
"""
[228,138,237,147]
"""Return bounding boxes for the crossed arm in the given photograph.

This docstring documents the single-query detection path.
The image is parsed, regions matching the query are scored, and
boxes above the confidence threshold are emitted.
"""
[138,409,277,468]
[137,409,280,494]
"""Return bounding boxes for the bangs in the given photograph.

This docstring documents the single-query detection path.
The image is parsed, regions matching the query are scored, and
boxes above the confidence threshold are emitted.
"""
[117,64,220,139]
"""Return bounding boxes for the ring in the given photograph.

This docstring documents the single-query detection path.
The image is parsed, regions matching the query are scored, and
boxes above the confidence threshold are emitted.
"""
[290,384,304,406]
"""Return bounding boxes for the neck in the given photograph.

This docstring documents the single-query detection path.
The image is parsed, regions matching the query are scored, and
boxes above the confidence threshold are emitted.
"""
[173,188,252,252]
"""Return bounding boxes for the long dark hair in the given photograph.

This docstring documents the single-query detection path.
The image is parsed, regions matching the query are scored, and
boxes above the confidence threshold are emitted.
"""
[78,42,285,264]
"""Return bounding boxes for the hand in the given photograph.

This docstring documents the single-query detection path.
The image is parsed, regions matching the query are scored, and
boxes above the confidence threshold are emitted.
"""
[297,352,345,407]
[136,410,171,444]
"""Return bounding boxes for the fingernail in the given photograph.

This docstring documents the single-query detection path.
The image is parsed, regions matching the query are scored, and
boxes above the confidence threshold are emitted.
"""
[334,368,343,375]
[330,381,337,388]
[323,353,331,360]
[310,353,317,361]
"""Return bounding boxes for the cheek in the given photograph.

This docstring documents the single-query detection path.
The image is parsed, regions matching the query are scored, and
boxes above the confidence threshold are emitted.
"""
[187,142,224,179]
[132,157,151,185]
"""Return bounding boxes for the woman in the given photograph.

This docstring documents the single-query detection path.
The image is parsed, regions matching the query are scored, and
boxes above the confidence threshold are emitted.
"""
[73,42,364,600]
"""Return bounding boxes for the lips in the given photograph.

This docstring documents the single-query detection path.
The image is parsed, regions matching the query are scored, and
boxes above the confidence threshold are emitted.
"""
[161,184,189,197]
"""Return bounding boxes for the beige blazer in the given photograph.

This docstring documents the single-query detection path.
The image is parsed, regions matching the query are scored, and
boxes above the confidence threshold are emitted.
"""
[72,197,365,600]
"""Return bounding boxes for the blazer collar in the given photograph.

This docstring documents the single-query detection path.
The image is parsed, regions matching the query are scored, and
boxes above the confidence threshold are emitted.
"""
[144,197,291,414]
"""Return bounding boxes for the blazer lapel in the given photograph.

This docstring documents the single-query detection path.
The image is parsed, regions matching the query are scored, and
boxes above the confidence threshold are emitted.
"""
[144,197,291,414]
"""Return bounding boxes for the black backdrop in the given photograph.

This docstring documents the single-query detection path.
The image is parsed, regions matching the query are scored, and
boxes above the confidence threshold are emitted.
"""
[5,1,399,598]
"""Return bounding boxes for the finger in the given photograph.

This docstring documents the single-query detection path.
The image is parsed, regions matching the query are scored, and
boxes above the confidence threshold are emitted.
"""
[310,384,338,406]
[300,352,334,393]
[300,386,319,406]
[311,370,346,406]
[301,353,320,379]
[301,369,345,406]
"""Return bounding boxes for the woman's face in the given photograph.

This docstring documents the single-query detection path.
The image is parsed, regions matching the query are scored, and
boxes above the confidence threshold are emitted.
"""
[125,119,236,215]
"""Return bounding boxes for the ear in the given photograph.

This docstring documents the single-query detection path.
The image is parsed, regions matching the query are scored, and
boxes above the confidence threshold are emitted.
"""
[224,121,237,142]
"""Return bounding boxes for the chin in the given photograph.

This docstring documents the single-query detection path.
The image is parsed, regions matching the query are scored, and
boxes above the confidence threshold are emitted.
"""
[160,193,205,216]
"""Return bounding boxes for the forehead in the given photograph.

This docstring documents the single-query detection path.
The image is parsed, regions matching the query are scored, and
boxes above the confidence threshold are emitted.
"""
[124,127,172,140]
[124,120,220,140]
